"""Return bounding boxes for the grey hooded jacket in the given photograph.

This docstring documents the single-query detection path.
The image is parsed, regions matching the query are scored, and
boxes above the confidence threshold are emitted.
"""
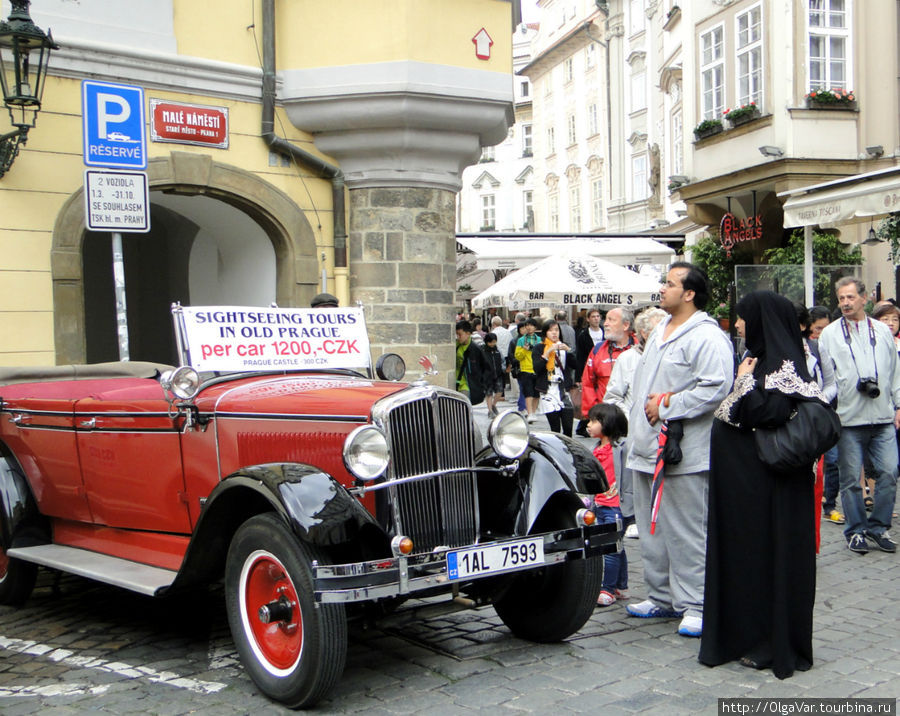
[626,310,735,476]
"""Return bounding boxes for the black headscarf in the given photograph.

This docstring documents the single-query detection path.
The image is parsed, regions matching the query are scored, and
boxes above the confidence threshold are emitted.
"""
[736,290,816,394]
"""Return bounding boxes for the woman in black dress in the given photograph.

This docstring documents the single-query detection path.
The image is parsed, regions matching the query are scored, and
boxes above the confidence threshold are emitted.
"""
[700,291,828,679]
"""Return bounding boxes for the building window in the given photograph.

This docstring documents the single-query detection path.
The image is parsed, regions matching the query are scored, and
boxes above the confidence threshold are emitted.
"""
[547,126,556,155]
[629,0,645,35]
[523,190,533,229]
[549,193,559,231]
[591,178,604,227]
[630,71,647,112]
[585,43,596,68]
[481,194,496,230]
[808,0,850,90]
[736,4,763,107]
[631,154,648,201]
[671,108,683,175]
[700,25,725,120]
[567,114,577,145]
[564,56,575,83]
[588,103,599,135]
[522,124,533,156]
[521,80,530,98]
[480,145,495,162]
[569,185,581,231]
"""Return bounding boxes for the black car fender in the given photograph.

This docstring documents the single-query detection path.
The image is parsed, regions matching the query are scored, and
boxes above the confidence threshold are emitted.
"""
[475,432,609,537]
[166,463,386,592]
[0,451,48,550]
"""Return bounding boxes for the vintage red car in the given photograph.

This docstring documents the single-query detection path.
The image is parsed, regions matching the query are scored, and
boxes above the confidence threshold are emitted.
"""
[0,305,618,708]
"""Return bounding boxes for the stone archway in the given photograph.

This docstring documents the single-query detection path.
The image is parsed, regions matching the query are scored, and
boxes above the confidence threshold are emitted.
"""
[51,152,319,364]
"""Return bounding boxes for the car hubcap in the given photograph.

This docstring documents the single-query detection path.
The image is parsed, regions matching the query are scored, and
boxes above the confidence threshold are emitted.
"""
[241,551,302,673]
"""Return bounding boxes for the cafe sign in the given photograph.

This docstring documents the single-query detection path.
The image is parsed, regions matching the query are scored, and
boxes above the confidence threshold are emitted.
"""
[150,99,228,149]
[719,211,763,257]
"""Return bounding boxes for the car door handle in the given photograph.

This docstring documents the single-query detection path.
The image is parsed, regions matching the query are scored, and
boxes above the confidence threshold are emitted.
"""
[79,418,97,429]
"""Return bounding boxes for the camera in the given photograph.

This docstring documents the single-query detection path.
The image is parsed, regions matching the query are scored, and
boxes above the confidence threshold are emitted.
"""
[857,379,880,399]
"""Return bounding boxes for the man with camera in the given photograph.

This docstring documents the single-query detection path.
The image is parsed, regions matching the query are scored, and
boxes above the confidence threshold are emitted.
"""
[819,277,900,555]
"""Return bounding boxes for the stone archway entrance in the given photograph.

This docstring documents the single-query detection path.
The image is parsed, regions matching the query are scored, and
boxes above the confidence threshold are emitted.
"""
[52,152,320,364]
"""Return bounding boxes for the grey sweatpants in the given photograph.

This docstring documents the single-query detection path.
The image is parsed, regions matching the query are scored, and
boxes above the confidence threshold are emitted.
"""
[632,469,709,618]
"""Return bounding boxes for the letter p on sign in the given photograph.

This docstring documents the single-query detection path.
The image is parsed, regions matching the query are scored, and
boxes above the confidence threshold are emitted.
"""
[96,93,131,139]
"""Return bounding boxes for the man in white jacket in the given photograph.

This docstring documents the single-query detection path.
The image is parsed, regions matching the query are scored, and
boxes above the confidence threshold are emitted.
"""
[625,262,734,638]
[819,277,900,555]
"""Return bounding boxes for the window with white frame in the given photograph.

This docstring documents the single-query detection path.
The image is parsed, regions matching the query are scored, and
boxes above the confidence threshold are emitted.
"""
[481,194,496,229]
[808,0,850,90]
[522,124,533,156]
[567,114,577,145]
[700,25,725,120]
[569,185,581,231]
[549,193,559,231]
[591,178,603,228]
[629,0,645,35]
[631,154,648,201]
[671,108,683,175]
[588,103,599,135]
[564,56,575,83]
[520,80,530,98]
[481,145,495,162]
[736,4,763,107]
[547,126,556,154]
[523,190,533,228]
[631,71,647,112]
[585,43,596,68]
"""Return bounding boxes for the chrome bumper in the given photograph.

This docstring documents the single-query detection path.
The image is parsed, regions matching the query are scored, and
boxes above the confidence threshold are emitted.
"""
[313,520,621,604]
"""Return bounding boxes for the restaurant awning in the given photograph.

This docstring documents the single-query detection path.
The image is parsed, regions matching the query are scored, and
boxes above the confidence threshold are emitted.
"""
[780,166,900,228]
[456,234,678,270]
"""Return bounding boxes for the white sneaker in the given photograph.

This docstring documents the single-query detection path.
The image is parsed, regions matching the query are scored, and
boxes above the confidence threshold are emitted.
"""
[624,524,639,539]
[678,614,702,637]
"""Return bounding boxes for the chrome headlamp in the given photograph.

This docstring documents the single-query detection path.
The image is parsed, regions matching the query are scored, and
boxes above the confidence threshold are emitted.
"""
[343,425,389,481]
[487,410,529,460]
[160,366,201,401]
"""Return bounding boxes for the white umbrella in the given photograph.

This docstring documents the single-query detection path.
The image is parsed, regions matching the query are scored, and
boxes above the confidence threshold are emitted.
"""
[471,253,663,310]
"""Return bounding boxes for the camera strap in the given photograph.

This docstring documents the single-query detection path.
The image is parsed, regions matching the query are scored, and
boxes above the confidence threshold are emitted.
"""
[841,317,878,384]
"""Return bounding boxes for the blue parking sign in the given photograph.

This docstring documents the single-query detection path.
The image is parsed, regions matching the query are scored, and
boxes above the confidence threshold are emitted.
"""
[82,80,146,169]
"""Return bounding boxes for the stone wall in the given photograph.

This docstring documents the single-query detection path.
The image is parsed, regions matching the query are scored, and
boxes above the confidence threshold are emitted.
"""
[349,187,457,389]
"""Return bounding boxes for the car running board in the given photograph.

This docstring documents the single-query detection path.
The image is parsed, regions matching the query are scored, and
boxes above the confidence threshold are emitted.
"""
[7,544,177,596]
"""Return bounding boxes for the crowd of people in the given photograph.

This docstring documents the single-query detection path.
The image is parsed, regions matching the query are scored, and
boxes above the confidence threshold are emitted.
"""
[454,264,900,681]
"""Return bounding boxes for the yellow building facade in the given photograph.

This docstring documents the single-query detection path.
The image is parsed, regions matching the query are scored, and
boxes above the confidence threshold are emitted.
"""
[1,0,514,381]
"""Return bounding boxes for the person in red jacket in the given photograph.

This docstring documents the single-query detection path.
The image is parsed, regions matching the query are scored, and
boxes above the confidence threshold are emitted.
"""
[581,307,634,417]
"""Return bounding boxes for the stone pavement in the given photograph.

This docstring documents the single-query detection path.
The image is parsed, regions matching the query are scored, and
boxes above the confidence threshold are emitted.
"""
[0,398,897,714]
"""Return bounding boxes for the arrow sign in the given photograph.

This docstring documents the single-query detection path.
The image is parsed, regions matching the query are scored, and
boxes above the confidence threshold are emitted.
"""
[472,28,493,60]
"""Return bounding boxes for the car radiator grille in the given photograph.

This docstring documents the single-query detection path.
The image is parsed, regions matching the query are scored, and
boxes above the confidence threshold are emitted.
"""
[384,394,477,553]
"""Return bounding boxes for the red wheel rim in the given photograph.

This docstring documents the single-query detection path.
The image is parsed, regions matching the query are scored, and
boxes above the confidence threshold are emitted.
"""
[241,551,303,673]
[0,548,8,582]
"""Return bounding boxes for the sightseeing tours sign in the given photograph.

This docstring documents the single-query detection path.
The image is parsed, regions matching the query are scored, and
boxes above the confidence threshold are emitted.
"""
[178,306,370,372]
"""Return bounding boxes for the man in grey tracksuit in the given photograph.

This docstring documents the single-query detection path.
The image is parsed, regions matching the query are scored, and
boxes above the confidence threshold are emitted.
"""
[626,262,734,638]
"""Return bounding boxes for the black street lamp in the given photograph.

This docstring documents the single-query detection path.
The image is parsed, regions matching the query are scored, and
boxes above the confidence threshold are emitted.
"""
[0,0,57,178]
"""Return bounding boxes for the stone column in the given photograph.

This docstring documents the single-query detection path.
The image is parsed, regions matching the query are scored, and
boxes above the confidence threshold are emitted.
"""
[281,61,513,388]
[349,187,457,387]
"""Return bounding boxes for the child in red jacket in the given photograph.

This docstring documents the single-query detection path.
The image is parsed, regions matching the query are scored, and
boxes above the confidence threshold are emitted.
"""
[587,402,629,607]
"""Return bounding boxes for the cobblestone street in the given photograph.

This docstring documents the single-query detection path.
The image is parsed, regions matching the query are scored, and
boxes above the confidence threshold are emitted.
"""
[0,403,897,714]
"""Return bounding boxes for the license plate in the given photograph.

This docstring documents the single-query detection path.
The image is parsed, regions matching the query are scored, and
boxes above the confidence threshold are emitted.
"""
[446,537,544,580]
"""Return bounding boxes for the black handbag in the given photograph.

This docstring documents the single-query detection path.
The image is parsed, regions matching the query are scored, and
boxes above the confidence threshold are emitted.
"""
[754,399,841,473]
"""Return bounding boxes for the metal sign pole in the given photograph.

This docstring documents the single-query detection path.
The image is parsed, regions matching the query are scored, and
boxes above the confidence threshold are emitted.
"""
[111,232,130,361]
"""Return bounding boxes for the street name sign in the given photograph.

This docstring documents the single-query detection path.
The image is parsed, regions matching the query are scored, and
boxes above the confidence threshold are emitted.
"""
[84,170,150,233]
[82,80,147,169]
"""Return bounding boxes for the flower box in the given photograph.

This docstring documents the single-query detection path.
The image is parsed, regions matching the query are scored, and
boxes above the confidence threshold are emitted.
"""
[725,105,761,128]
[694,122,724,140]
[806,98,858,111]
[805,89,857,111]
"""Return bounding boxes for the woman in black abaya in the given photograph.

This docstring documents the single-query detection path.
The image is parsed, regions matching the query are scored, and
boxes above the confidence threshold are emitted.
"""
[700,291,828,679]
